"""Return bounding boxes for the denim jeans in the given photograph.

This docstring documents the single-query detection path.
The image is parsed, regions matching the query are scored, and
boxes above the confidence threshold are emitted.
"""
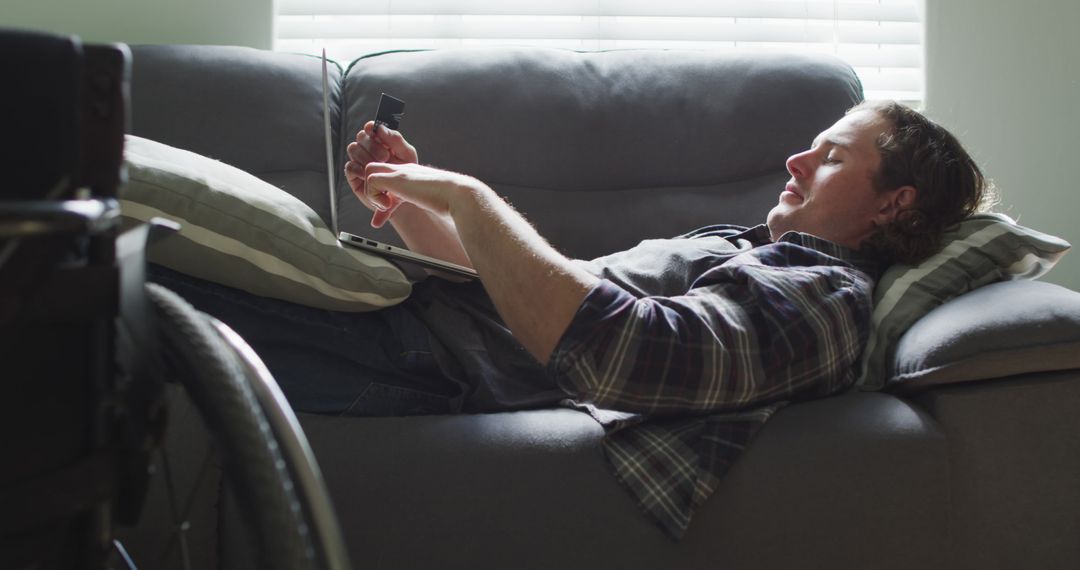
[148,265,463,416]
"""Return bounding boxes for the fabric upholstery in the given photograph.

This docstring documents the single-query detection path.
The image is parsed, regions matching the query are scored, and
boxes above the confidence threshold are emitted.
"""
[220,393,948,570]
[121,135,410,311]
[914,371,1080,570]
[889,280,1080,389]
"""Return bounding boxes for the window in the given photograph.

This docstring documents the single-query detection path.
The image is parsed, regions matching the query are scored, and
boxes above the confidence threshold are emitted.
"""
[276,0,923,104]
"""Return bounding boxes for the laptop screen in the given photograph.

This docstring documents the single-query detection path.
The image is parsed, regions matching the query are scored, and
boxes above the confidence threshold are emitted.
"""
[321,49,339,235]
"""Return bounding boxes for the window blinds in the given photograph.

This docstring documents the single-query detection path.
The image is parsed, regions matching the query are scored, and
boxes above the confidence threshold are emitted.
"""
[276,0,923,103]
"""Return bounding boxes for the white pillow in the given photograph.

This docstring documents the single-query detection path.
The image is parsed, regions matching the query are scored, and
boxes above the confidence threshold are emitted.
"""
[120,135,411,312]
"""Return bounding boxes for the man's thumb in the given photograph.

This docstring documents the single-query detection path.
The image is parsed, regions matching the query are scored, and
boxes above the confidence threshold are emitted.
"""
[370,200,401,228]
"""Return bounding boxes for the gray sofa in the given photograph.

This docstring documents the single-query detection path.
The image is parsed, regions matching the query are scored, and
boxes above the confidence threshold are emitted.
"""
[119,45,1080,569]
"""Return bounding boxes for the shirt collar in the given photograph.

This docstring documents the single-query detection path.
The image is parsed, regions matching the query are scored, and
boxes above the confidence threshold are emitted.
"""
[740,224,886,280]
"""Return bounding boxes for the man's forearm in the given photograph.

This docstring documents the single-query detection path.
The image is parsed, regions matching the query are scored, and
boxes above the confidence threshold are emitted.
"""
[449,182,599,364]
[388,204,474,269]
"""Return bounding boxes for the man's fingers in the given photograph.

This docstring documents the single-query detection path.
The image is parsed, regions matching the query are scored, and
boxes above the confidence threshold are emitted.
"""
[367,175,402,228]
[345,161,386,218]
[370,210,389,228]
[344,159,362,178]
[346,137,390,164]
[365,180,394,211]
[344,160,366,191]
[370,190,393,211]
[364,163,400,205]
[352,121,418,165]
[373,124,419,163]
[370,202,401,228]
[364,161,397,175]
[363,162,401,189]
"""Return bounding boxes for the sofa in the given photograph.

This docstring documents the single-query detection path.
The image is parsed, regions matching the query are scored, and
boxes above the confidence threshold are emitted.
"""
[116,45,1080,569]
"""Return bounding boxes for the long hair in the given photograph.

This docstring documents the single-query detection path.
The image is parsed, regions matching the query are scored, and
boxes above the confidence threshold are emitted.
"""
[853,101,997,265]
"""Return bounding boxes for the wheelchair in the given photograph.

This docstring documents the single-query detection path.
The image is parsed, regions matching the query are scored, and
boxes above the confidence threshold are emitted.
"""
[0,28,351,570]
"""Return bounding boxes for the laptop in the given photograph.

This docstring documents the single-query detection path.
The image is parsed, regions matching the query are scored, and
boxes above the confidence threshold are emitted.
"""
[320,50,478,281]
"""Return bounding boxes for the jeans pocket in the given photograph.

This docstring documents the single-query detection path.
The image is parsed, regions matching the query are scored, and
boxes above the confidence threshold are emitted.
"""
[343,382,453,417]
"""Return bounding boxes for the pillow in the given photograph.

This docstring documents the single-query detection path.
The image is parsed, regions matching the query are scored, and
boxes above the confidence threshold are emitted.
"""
[119,135,411,312]
[857,213,1071,390]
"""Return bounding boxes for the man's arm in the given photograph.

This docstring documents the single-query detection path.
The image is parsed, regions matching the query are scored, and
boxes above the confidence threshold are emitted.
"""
[363,162,599,363]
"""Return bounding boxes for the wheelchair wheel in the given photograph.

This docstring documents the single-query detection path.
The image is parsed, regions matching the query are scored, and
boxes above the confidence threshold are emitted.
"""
[145,283,351,570]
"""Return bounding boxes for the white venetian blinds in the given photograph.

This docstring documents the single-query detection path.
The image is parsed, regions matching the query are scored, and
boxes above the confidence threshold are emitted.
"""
[276,0,923,103]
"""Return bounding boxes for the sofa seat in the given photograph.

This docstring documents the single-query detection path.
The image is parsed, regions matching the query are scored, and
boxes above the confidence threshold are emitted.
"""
[215,392,948,569]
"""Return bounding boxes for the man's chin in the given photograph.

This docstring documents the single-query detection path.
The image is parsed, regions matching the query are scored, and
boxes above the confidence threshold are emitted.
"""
[765,209,791,242]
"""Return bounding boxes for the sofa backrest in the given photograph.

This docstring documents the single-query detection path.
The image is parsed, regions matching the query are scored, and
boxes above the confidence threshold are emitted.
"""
[130,45,861,259]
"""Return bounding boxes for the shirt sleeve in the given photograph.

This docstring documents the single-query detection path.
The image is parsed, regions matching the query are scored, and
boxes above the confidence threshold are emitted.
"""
[547,246,874,416]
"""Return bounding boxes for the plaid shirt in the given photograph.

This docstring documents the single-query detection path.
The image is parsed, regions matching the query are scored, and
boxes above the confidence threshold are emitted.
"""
[548,225,879,539]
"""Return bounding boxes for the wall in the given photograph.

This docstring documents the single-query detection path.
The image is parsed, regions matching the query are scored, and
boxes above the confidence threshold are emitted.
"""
[924,0,1080,291]
[0,0,274,49]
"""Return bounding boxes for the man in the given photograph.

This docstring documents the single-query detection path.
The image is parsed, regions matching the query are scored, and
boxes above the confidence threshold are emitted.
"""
[151,100,989,537]
[338,99,987,410]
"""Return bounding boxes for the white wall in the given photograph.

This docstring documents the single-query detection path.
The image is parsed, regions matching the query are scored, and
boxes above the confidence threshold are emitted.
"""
[924,0,1080,291]
[0,0,275,49]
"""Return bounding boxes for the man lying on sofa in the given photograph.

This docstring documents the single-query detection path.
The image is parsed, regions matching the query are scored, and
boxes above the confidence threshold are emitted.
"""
[151,100,991,538]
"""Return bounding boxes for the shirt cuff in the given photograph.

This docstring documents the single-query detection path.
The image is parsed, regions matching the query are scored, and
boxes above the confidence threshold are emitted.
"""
[546,278,637,382]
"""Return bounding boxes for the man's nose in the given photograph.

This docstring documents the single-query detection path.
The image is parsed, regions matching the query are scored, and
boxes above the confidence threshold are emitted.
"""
[786,150,811,179]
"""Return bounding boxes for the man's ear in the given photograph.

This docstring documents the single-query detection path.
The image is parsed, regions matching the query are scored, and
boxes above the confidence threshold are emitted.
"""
[875,185,918,224]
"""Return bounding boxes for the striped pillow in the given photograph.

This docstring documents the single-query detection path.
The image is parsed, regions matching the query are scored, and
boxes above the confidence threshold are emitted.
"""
[119,135,411,312]
[858,213,1071,390]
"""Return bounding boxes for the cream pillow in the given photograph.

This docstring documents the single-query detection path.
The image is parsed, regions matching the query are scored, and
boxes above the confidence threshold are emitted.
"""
[120,135,410,312]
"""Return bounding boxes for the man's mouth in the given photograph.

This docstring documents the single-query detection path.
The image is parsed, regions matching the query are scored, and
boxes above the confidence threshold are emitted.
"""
[782,182,804,200]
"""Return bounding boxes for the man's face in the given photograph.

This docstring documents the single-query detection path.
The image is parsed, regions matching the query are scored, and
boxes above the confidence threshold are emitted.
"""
[767,109,899,249]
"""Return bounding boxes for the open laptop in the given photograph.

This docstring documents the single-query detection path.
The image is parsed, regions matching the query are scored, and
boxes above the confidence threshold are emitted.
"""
[321,50,478,281]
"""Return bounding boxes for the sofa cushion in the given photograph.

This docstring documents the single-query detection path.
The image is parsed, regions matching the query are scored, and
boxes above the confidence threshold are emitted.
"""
[858,213,1071,389]
[339,48,863,258]
[889,280,1080,389]
[120,135,411,312]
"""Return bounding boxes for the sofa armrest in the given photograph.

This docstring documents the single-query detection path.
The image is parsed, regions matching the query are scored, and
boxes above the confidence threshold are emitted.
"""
[911,369,1080,569]
[887,280,1080,392]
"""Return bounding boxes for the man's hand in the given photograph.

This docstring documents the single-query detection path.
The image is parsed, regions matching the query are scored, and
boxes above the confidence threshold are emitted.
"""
[344,124,472,269]
[362,162,476,219]
[344,121,418,228]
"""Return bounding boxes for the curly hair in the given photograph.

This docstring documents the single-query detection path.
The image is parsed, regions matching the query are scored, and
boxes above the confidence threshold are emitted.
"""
[852,100,997,265]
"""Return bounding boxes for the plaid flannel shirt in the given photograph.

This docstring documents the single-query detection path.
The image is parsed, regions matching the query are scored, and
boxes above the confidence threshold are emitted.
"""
[548,225,878,539]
